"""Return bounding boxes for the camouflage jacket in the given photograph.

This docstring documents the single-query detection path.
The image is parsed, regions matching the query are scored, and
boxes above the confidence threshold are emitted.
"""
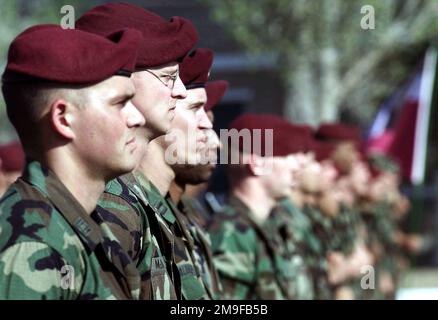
[96,171,211,300]
[177,195,222,298]
[267,198,316,299]
[304,204,358,255]
[208,196,291,300]
[178,194,213,229]
[0,160,139,300]
[304,202,364,299]
[301,204,336,299]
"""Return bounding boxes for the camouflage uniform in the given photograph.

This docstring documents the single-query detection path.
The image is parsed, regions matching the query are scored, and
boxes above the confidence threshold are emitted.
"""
[335,204,367,299]
[303,204,336,299]
[0,160,139,299]
[273,199,330,299]
[178,193,221,229]
[266,198,314,299]
[95,170,211,300]
[308,200,372,299]
[360,200,400,299]
[208,196,290,299]
[171,195,222,299]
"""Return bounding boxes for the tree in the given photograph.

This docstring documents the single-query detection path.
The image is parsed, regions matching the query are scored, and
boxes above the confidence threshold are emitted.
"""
[201,0,438,126]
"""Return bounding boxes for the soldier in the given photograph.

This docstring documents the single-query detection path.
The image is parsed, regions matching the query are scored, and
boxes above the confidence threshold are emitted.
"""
[280,136,338,299]
[76,3,199,299]
[170,80,229,229]
[313,123,375,299]
[264,121,316,299]
[208,113,296,299]
[362,153,422,299]
[0,25,145,299]
[166,50,228,299]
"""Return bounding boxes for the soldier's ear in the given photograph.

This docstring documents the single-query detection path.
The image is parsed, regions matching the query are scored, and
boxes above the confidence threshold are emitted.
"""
[49,99,75,140]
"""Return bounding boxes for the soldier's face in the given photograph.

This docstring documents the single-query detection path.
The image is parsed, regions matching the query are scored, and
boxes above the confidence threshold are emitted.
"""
[263,156,292,200]
[349,160,371,196]
[173,128,220,185]
[131,62,187,140]
[319,160,338,191]
[166,88,213,165]
[299,159,322,193]
[71,76,145,180]
[331,141,359,174]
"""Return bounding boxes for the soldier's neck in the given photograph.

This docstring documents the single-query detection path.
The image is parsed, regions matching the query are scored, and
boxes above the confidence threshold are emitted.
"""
[44,148,106,214]
[169,180,185,203]
[138,137,175,196]
[232,178,275,222]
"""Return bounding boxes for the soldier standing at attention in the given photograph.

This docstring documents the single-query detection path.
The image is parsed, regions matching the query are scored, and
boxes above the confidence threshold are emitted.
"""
[170,80,229,229]
[208,113,294,299]
[168,51,229,299]
[0,25,145,299]
[76,3,199,299]
[131,48,216,300]
[266,122,317,299]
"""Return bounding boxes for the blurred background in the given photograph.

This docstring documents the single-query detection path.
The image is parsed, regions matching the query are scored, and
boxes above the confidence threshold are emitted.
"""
[0,0,437,299]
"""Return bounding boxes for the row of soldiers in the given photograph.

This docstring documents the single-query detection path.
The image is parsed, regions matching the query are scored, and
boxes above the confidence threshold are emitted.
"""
[0,2,425,300]
[204,116,423,300]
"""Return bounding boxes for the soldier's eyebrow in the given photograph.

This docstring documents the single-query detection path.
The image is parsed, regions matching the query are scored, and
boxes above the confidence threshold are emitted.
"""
[190,101,206,110]
[110,91,135,104]
[158,65,179,75]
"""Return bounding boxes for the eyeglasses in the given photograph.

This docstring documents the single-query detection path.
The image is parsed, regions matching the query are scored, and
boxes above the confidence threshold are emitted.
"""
[144,69,178,90]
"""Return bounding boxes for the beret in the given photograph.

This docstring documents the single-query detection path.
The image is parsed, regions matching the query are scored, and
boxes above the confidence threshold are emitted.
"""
[2,24,141,84]
[179,48,213,88]
[205,80,229,111]
[228,113,309,157]
[0,141,25,172]
[277,123,313,155]
[315,123,362,144]
[308,139,336,162]
[76,3,198,69]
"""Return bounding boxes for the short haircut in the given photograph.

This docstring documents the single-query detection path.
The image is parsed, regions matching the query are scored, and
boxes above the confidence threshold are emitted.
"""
[2,81,86,153]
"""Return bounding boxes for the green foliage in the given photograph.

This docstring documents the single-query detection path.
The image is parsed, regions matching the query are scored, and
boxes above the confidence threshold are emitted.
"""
[201,0,438,124]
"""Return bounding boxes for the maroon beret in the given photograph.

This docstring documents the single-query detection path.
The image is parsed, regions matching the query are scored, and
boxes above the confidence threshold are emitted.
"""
[0,141,25,172]
[205,80,229,111]
[2,24,141,84]
[179,48,213,88]
[76,3,198,69]
[229,113,304,157]
[315,123,362,144]
[276,123,313,155]
[308,139,336,162]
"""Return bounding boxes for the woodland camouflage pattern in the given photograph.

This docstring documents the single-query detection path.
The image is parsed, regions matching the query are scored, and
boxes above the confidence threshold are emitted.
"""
[96,170,211,300]
[177,195,222,298]
[0,160,139,300]
[208,196,290,299]
[267,198,316,299]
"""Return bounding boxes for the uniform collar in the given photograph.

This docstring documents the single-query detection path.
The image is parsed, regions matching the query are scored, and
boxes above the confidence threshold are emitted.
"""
[229,195,265,228]
[22,159,103,252]
[126,170,176,225]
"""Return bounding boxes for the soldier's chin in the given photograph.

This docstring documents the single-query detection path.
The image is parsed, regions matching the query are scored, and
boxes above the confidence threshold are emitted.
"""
[106,162,136,182]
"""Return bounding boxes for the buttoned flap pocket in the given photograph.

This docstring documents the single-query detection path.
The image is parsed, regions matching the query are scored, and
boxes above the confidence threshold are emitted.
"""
[151,256,176,300]
[178,263,206,300]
